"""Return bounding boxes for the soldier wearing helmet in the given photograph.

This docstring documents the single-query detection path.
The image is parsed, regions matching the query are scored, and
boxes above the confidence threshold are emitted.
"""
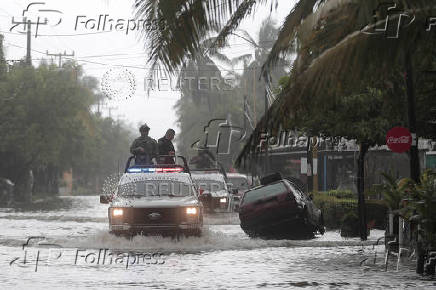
[130,124,158,165]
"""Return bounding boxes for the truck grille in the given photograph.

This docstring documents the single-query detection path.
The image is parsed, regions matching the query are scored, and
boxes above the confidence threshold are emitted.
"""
[129,208,180,225]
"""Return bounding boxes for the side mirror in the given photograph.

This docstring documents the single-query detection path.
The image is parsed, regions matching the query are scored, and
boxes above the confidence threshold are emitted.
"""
[100,195,111,204]
[199,188,204,195]
[232,188,239,195]
[309,194,314,200]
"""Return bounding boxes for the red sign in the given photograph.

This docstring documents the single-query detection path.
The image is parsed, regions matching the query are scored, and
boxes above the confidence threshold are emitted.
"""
[386,127,412,153]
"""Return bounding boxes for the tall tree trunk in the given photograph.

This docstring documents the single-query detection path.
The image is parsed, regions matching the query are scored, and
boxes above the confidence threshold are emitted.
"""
[306,136,313,193]
[405,50,420,183]
[357,142,369,241]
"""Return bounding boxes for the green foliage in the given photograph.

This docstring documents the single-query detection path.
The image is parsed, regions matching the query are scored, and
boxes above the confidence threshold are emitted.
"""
[0,35,6,80]
[374,173,413,211]
[370,170,436,247]
[313,192,387,229]
[403,170,436,247]
[0,57,133,197]
[340,212,360,237]
[319,190,355,199]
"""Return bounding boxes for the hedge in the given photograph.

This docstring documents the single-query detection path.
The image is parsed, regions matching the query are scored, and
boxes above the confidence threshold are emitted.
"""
[313,191,387,230]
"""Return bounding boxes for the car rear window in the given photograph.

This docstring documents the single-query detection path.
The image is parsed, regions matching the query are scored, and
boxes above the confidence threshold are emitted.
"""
[241,181,288,205]
[194,179,226,192]
[284,180,304,203]
[227,177,251,190]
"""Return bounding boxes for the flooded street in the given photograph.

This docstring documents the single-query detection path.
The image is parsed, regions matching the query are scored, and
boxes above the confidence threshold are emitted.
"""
[0,196,433,289]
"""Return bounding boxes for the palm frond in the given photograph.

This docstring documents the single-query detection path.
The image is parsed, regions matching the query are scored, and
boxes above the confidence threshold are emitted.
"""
[233,29,259,48]
[237,1,436,163]
[212,0,258,48]
[231,53,253,66]
[261,0,320,77]
[135,0,262,72]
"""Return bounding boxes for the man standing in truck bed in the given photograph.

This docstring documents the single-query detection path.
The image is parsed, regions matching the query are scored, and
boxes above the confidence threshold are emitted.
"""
[158,129,176,164]
[130,124,158,165]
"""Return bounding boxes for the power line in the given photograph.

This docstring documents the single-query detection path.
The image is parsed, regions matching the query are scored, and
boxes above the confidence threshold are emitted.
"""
[46,50,75,67]
[75,53,147,59]
[4,41,46,55]
[3,39,287,73]
[0,30,113,37]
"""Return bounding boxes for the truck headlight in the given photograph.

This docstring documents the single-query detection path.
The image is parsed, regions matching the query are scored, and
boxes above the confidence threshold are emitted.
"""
[186,207,198,215]
[112,208,124,216]
[220,198,227,203]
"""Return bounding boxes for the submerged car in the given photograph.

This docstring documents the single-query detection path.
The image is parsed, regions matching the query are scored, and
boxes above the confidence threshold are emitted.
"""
[191,170,231,213]
[100,156,203,237]
[239,173,324,239]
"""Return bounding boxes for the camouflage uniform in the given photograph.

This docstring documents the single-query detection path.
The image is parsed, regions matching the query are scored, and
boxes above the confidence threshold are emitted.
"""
[130,136,158,165]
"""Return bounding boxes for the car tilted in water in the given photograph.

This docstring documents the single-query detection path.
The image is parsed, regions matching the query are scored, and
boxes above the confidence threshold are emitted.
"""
[190,170,231,213]
[239,173,325,239]
[100,156,203,237]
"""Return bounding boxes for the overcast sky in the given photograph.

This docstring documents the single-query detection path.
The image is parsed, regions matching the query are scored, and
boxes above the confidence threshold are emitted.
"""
[0,0,295,139]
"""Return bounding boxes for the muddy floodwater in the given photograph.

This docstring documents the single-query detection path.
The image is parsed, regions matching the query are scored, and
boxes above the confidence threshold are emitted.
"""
[0,196,434,289]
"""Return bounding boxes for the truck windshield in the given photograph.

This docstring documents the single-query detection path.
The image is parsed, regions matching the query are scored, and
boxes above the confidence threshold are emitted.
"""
[118,180,194,197]
[242,182,288,205]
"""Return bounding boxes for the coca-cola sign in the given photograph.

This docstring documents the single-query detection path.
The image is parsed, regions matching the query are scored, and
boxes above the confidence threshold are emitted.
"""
[386,127,412,153]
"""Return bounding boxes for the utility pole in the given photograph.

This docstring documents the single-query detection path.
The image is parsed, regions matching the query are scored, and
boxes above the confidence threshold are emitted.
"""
[26,20,32,65]
[46,51,75,68]
[11,17,48,66]
[107,106,117,119]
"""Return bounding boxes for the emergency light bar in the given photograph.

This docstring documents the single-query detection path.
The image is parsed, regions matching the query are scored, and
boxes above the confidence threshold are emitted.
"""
[127,167,184,173]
